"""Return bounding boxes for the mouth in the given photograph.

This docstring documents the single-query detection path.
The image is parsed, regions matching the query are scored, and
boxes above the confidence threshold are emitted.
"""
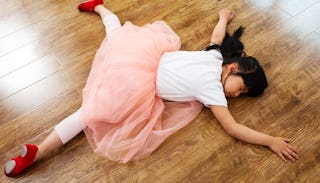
[226,92,236,98]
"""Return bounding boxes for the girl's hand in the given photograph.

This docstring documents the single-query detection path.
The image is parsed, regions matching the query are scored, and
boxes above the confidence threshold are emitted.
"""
[219,8,234,24]
[268,137,299,162]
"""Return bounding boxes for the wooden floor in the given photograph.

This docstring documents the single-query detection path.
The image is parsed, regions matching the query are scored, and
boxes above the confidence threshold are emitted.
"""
[1,0,319,182]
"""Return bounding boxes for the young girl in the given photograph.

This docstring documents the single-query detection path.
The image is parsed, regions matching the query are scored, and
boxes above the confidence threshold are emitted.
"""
[4,0,299,177]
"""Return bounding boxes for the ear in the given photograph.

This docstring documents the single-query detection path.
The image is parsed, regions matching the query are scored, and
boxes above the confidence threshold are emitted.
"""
[241,51,247,57]
[226,63,240,73]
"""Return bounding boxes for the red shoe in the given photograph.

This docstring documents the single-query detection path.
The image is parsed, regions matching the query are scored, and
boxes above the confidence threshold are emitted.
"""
[78,0,104,12]
[4,144,38,177]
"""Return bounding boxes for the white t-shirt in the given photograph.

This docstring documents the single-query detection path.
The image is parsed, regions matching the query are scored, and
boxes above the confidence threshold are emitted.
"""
[156,50,227,107]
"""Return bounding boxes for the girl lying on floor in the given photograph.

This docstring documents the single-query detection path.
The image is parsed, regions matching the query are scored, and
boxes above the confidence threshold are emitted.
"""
[4,0,298,177]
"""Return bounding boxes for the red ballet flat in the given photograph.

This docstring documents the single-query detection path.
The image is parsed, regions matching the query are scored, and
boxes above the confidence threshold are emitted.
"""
[4,144,38,177]
[78,0,104,12]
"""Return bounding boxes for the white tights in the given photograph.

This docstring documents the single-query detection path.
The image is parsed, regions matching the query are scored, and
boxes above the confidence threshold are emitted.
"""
[54,108,85,144]
[54,12,121,144]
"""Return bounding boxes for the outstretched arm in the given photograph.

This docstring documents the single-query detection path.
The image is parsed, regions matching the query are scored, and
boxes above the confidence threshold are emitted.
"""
[210,9,234,45]
[210,105,299,162]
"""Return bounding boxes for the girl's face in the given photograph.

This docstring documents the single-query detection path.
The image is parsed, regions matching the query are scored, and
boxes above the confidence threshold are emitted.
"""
[223,74,247,98]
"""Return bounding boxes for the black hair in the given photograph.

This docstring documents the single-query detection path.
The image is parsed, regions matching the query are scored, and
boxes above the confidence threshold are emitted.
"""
[203,26,268,97]
[221,26,245,59]
[203,26,245,59]
[223,56,268,97]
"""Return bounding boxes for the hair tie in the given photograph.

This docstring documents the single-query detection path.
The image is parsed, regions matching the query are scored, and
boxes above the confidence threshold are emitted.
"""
[241,51,247,57]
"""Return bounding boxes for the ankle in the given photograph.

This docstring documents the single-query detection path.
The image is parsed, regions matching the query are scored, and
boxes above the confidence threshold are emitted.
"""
[34,147,44,161]
[94,4,103,13]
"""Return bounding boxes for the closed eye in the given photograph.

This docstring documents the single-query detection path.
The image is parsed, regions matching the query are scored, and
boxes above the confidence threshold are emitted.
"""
[241,86,248,94]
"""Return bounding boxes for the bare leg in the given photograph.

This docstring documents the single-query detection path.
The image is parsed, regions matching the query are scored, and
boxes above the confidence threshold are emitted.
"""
[35,130,63,161]
[36,108,84,161]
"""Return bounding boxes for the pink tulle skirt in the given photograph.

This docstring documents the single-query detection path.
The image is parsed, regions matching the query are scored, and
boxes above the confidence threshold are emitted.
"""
[81,21,203,163]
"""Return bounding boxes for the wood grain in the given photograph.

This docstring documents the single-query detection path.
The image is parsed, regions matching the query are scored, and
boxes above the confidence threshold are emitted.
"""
[1,0,319,182]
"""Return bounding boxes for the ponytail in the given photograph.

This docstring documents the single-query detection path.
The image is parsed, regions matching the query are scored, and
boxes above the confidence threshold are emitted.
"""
[221,26,245,59]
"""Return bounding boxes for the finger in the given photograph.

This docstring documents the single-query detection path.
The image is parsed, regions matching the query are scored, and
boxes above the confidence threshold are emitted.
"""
[283,138,291,143]
[278,152,287,162]
[286,148,299,160]
[288,144,298,154]
[283,151,295,162]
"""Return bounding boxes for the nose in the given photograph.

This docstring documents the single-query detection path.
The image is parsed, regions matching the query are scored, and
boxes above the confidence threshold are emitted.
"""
[232,91,241,97]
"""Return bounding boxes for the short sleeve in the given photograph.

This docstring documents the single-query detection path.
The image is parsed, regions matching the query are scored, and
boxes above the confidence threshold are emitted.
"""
[201,43,221,52]
[196,82,228,107]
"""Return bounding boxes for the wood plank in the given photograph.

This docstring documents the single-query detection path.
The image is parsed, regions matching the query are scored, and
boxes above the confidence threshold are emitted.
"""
[0,41,51,77]
[281,2,320,37]
[244,0,277,10]
[0,11,31,38]
[0,90,81,159]
[0,0,319,182]
[275,0,320,16]
[0,71,70,126]
[0,25,41,56]
[0,54,61,99]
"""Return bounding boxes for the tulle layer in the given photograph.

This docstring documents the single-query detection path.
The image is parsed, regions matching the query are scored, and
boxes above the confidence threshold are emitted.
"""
[81,21,203,163]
